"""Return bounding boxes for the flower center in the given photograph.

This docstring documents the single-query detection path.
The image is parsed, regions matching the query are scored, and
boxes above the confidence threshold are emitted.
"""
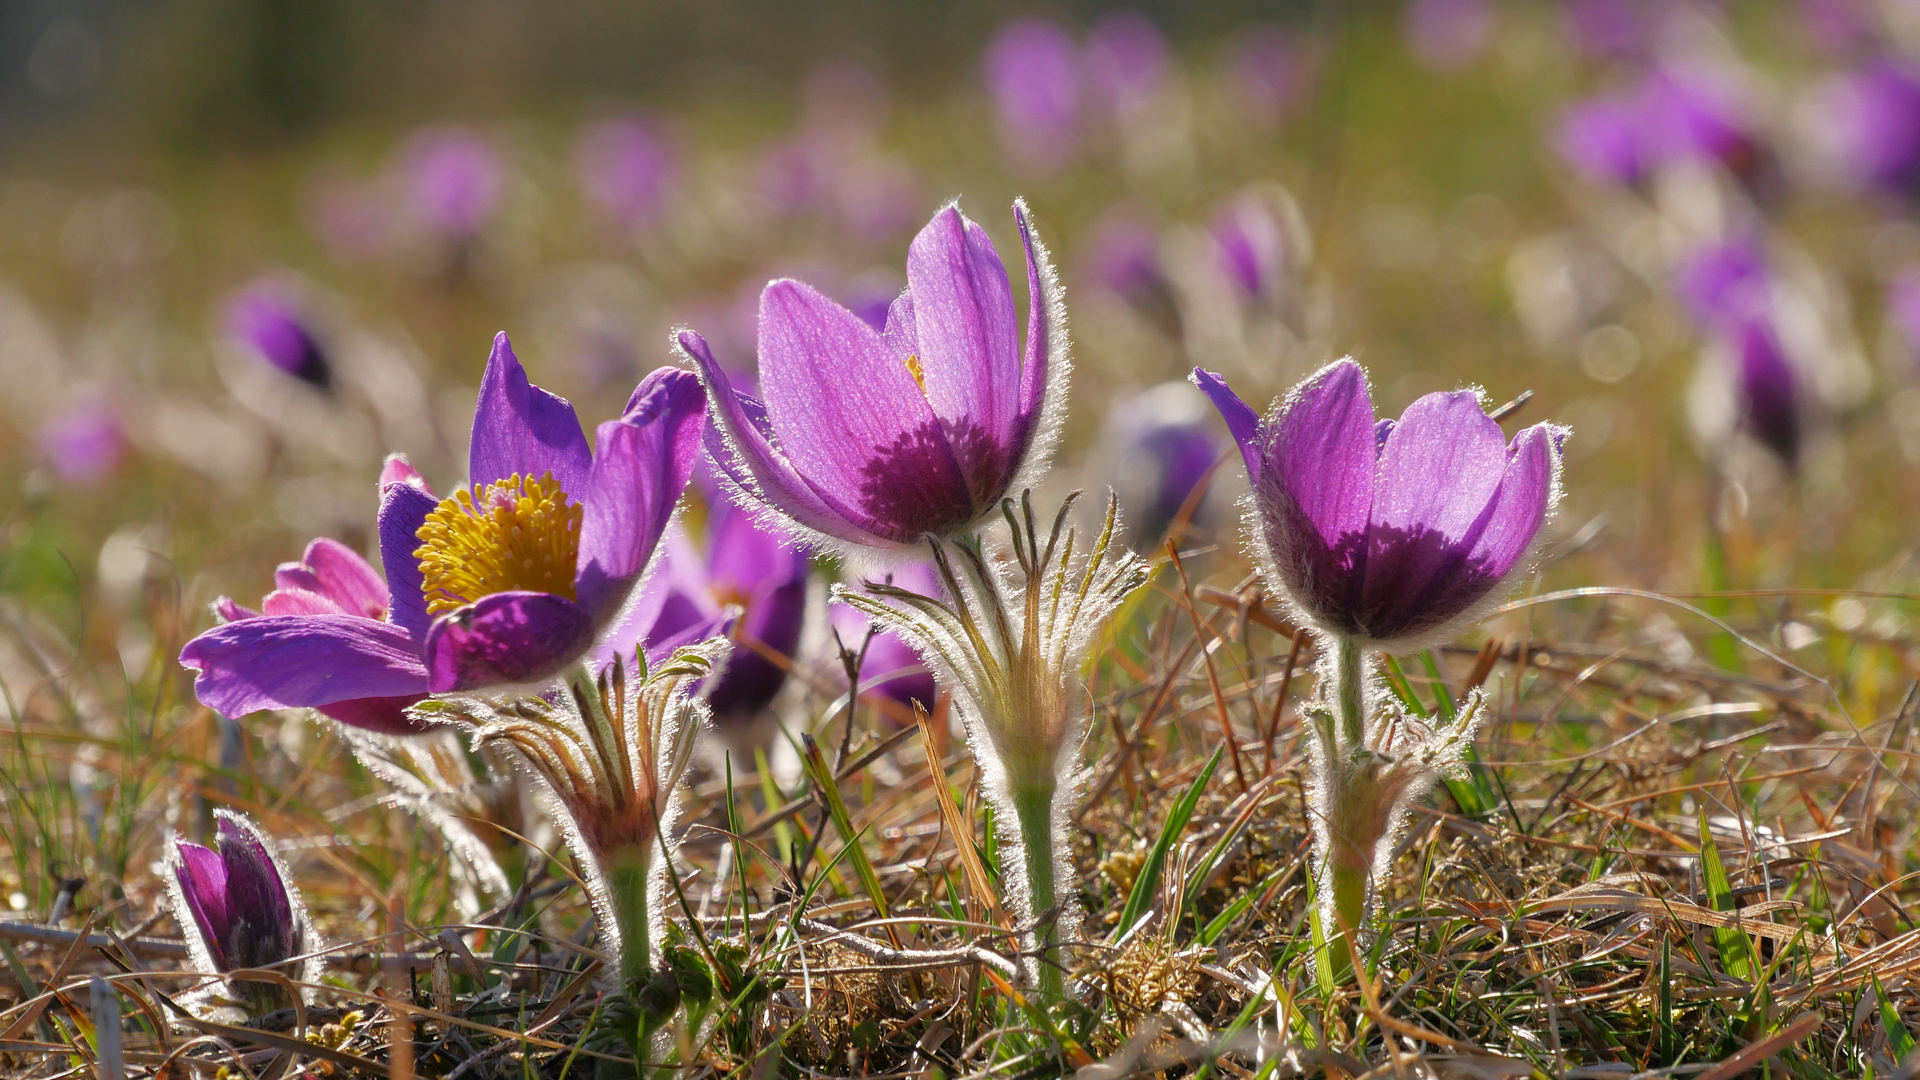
[903,353,928,396]
[414,472,583,616]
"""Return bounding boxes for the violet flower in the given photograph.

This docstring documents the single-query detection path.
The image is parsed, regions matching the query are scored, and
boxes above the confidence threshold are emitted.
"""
[983,18,1083,171]
[166,810,322,1017]
[1213,194,1287,301]
[1556,94,1649,187]
[644,495,809,720]
[180,335,707,725]
[683,200,1069,560]
[1728,315,1802,466]
[1081,205,1165,303]
[37,399,125,485]
[576,117,677,230]
[1194,359,1563,650]
[1822,60,1920,198]
[224,280,331,390]
[828,560,941,722]
[1676,236,1770,329]
[1640,68,1761,177]
[1196,358,1565,980]
[1102,381,1224,548]
[402,127,504,242]
[1083,12,1167,117]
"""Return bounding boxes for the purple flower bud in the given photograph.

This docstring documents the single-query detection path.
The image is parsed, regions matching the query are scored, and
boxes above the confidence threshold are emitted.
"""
[576,117,676,230]
[224,281,331,389]
[1402,0,1494,72]
[1729,315,1802,465]
[1822,60,1920,197]
[1195,360,1564,649]
[37,398,125,485]
[401,127,504,241]
[1103,381,1224,546]
[1228,25,1305,125]
[983,18,1082,171]
[1676,236,1769,328]
[686,200,1068,559]
[1212,194,1286,300]
[830,560,941,721]
[1083,12,1167,116]
[166,811,319,1016]
[1556,95,1648,186]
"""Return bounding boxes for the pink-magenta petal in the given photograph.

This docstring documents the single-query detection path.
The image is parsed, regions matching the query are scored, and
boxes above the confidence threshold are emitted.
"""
[300,538,389,620]
[316,695,434,735]
[261,588,349,617]
[179,615,431,718]
[379,452,431,494]
[421,591,595,692]
[468,333,593,497]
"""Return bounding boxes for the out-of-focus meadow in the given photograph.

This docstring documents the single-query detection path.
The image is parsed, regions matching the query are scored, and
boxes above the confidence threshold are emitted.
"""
[9,1,1920,1075]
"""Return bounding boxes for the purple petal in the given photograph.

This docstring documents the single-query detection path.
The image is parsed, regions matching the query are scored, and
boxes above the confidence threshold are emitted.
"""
[575,367,706,623]
[213,597,257,623]
[682,329,890,547]
[173,840,232,969]
[1012,201,1057,469]
[274,564,321,594]
[756,282,974,541]
[1358,389,1509,637]
[377,482,438,644]
[262,589,349,617]
[468,333,593,497]
[706,504,810,717]
[422,591,595,692]
[881,291,917,361]
[1463,424,1558,580]
[904,205,1021,503]
[301,539,389,620]
[316,695,433,735]
[1190,367,1263,480]
[1271,360,1378,547]
[379,453,430,493]
[214,814,297,971]
[179,615,431,717]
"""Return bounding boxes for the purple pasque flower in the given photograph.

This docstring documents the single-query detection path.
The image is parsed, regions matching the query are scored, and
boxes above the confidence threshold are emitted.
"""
[576,116,677,230]
[1194,359,1565,650]
[829,560,940,722]
[643,493,809,720]
[224,280,331,390]
[1084,12,1168,116]
[1402,0,1494,72]
[166,810,320,1015]
[37,398,125,485]
[180,335,707,723]
[1640,67,1762,176]
[1102,381,1224,547]
[1727,315,1801,465]
[1081,204,1164,302]
[1213,193,1287,300]
[1557,94,1649,187]
[983,18,1082,170]
[1822,60,1920,198]
[1676,236,1769,328]
[683,199,1069,559]
[402,127,504,241]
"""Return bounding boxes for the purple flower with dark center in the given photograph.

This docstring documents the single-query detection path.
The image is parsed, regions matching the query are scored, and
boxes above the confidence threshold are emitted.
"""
[1194,359,1564,649]
[1213,194,1286,300]
[1823,60,1920,197]
[642,495,809,720]
[166,810,320,1016]
[1402,0,1494,72]
[402,127,504,241]
[683,199,1069,559]
[1228,25,1304,124]
[1557,94,1649,187]
[983,18,1082,170]
[1640,68,1761,176]
[225,281,331,389]
[576,117,676,230]
[1084,12,1167,116]
[830,560,940,722]
[37,399,125,485]
[1728,315,1802,465]
[1103,381,1224,547]
[180,335,706,726]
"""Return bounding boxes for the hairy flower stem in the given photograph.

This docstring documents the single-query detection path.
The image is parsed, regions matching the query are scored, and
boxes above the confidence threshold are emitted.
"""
[1010,781,1062,999]
[1315,633,1371,981]
[606,844,654,988]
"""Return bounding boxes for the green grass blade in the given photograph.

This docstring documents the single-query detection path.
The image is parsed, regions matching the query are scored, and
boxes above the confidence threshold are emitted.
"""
[1113,746,1222,941]
[1697,810,1755,981]
[1199,863,1289,946]
[799,733,890,919]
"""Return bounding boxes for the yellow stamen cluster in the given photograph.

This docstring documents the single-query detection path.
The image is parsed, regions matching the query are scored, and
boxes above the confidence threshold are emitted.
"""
[415,472,583,616]
[903,353,928,396]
